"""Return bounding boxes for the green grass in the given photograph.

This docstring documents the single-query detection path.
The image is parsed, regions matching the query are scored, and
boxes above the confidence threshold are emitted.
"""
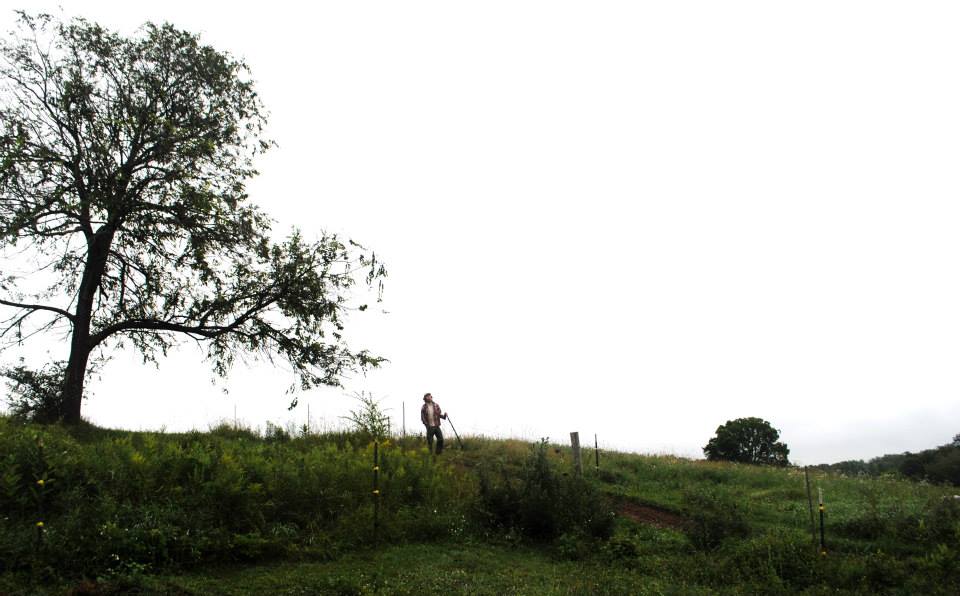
[1,416,958,595]
[137,542,692,596]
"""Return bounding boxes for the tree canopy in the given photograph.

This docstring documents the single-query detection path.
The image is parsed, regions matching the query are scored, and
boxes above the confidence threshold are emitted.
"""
[0,13,385,423]
[703,417,790,466]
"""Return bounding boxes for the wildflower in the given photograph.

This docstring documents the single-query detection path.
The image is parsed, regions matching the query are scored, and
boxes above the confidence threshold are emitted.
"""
[36,479,45,487]
[36,521,44,528]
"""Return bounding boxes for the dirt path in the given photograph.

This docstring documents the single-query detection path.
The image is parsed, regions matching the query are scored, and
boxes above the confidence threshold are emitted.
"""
[615,499,686,530]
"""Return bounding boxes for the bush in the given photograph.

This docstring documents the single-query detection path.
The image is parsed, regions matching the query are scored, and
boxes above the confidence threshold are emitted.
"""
[680,487,751,550]
[340,391,391,441]
[837,495,960,548]
[476,439,614,542]
[2,360,68,422]
[720,529,817,587]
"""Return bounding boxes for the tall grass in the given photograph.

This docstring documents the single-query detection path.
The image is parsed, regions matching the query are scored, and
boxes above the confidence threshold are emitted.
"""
[0,416,462,580]
[1,415,958,595]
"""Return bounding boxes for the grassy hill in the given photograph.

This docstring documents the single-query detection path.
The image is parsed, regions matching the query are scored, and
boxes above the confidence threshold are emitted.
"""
[1,415,958,595]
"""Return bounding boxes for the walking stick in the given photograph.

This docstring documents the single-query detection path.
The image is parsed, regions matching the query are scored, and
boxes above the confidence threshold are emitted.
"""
[445,414,464,449]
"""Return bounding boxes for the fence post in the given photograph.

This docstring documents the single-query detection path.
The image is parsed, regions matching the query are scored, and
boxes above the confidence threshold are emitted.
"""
[570,432,582,477]
[818,486,826,556]
[804,467,817,553]
[373,441,380,546]
[594,434,600,470]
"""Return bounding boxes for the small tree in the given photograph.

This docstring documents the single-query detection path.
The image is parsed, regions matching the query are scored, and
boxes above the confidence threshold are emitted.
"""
[341,391,391,440]
[703,417,790,466]
[2,359,67,420]
[0,13,385,423]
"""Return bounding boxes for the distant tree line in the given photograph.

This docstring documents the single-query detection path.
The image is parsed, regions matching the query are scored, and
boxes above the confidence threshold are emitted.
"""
[813,433,960,487]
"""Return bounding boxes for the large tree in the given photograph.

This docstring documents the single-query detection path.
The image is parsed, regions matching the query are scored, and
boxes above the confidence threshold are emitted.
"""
[0,13,385,423]
[703,417,790,466]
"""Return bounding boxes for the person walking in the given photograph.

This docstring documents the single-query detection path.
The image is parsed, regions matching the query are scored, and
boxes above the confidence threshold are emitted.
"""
[421,392,447,454]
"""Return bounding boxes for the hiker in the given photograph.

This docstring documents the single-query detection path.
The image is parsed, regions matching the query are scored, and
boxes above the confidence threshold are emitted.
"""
[421,392,447,454]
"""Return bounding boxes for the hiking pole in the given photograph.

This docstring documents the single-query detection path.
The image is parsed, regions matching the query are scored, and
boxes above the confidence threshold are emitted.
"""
[445,414,464,449]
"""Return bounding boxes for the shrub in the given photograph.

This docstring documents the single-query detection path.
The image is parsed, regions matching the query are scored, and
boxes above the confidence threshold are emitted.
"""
[837,495,960,547]
[208,422,260,441]
[602,535,640,561]
[476,439,614,542]
[263,421,291,442]
[836,511,887,540]
[680,487,751,550]
[924,496,960,544]
[340,391,391,441]
[719,529,817,587]
[1,360,67,422]
[860,549,908,591]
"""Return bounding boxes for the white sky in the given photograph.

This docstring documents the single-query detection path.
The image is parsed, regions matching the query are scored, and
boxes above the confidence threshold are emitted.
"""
[2,1,959,464]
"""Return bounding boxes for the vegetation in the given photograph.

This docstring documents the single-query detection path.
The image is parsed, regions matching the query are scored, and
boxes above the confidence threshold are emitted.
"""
[340,392,392,441]
[703,416,790,466]
[814,433,960,487]
[1,414,958,595]
[0,13,385,424]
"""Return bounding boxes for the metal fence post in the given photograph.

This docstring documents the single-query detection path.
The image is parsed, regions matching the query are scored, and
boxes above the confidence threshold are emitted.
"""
[804,467,817,553]
[594,434,599,470]
[373,441,380,546]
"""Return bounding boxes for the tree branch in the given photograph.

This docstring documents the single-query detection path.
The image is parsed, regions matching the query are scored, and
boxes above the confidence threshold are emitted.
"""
[0,297,76,322]
[88,294,277,349]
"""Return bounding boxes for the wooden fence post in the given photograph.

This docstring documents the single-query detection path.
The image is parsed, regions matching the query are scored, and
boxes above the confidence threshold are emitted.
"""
[818,486,826,556]
[570,432,582,477]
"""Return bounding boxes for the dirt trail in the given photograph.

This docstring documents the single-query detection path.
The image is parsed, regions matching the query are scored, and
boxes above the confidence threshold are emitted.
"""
[615,499,686,530]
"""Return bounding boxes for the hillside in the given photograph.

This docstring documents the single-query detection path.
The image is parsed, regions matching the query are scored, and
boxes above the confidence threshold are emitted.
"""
[1,416,958,595]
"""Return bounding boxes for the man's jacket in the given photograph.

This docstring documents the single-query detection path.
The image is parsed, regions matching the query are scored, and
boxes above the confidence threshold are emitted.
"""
[421,402,442,428]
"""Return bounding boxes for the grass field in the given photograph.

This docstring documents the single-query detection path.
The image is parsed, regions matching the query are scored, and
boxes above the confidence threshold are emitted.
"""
[1,416,958,595]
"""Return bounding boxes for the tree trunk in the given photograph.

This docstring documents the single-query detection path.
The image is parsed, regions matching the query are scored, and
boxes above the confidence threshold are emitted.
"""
[61,343,89,423]
[61,228,115,424]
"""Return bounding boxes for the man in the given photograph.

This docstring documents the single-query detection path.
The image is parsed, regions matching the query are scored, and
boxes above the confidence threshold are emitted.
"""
[420,392,447,454]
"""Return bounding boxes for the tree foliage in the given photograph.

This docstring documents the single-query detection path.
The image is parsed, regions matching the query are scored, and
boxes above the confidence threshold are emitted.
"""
[2,358,67,421]
[813,434,960,487]
[0,13,385,422]
[703,417,790,466]
[340,391,391,440]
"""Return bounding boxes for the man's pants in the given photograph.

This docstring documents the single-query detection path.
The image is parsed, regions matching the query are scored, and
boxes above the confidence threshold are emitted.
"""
[426,425,444,454]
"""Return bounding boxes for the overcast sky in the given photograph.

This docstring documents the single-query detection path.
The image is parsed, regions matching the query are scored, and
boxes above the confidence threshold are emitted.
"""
[2,1,959,464]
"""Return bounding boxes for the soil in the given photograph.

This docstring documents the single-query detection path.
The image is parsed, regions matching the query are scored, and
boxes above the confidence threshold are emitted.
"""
[615,499,686,530]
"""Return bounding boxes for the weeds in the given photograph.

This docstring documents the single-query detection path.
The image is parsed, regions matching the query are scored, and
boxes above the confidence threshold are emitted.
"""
[475,439,614,542]
[680,487,751,550]
[2,415,959,595]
